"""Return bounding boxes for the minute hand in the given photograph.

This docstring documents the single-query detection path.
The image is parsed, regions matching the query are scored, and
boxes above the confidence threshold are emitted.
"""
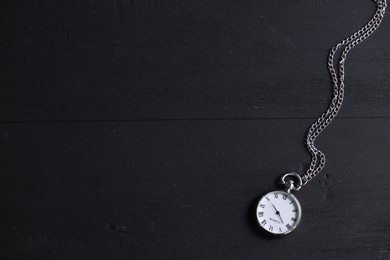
[271,203,278,213]
[270,202,284,224]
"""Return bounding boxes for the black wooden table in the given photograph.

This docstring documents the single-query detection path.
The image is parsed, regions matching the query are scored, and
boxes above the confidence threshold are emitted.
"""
[1,1,390,259]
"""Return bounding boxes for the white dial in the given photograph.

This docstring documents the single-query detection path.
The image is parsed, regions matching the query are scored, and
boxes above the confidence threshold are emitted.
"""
[256,190,302,235]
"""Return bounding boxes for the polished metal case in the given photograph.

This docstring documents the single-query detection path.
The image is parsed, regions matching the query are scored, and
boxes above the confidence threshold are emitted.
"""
[255,190,302,236]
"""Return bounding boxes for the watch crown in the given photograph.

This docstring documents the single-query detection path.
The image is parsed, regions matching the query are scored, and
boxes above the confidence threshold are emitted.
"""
[280,172,302,193]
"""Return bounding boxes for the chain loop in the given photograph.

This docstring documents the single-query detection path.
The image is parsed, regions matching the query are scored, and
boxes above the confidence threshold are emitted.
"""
[300,0,387,186]
[281,172,303,193]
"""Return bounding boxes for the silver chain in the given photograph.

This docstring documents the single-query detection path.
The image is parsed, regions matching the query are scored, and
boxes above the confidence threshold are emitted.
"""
[296,0,387,188]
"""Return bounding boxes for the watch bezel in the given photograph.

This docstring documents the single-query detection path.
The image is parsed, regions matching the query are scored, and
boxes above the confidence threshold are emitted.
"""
[255,190,302,236]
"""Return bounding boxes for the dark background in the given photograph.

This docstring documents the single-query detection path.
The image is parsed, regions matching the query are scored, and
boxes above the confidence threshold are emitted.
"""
[1,0,390,259]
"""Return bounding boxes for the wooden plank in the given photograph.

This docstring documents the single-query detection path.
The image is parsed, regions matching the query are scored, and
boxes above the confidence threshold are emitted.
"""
[2,0,390,259]
[1,118,389,259]
[1,0,390,121]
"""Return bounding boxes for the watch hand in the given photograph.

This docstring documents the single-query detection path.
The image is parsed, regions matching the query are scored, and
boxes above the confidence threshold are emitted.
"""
[270,202,280,214]
[270,202,284,224]
[277,212,284,224]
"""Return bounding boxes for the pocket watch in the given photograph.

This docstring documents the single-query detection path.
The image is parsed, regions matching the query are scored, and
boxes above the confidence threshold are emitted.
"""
[256,173,302,236]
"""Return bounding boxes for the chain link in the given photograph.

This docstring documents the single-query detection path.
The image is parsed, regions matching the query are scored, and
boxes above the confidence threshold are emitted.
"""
[301,0,387,186]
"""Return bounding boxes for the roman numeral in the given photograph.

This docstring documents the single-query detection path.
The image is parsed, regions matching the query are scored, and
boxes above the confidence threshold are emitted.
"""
[259,204,265,208]
[286,224,292,229]
[289,201,294,204]
[282,194,287,200]
[279,227,282,232]
[258,212,263,217]
[261,220,267,226]
[291,217,297,222]
[274,193,278,198]
[292,209,298,212]
[269,225,273,231]
[265,197,270,201]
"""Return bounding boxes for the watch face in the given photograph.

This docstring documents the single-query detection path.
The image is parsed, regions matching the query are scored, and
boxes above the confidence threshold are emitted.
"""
[256,190,302,235]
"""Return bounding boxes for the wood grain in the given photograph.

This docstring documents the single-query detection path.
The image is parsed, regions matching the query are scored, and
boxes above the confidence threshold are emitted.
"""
[1,0,389,121]
[1,0,390,259]
[1,119,390,259]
